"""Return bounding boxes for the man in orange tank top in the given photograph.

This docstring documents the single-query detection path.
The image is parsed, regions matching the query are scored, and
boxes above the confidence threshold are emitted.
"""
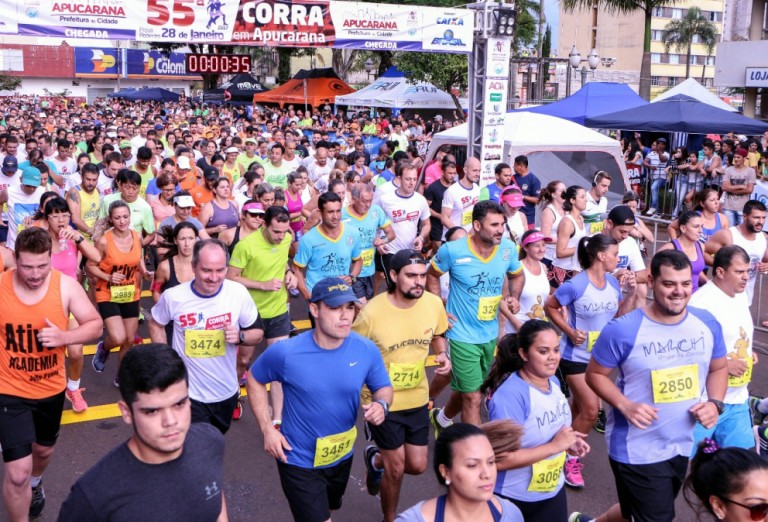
[0,228,102,522]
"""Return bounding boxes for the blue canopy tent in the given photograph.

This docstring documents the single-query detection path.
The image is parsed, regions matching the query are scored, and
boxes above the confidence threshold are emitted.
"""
[107,88,138,98]
[585,94,768,134]
[514,82,647,125]
[110,88,181,102]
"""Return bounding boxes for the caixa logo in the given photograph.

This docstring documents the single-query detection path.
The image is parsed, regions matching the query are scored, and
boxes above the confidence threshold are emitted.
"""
[437,17,464,25]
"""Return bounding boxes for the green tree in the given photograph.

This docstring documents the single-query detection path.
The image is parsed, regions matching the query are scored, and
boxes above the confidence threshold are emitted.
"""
[661,7,717,81]
[0,73,21,92]
[562,0,676,100]
[395,52,467,113]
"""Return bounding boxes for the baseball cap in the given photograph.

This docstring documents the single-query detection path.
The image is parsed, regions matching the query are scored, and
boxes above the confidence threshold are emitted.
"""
[154,123,165,131]
[501,190,524,208]
[20,166,41,187]
[176,156,191,169]
[245,138,257,145]
[656,137,667,144]
[2,155,18,173]
[607,205,636,226]
[106,131,117,138]
[225,146,239,154]
[520,230,553,247]
[203,166,219,179]
[390,249,427,272]
[119,140,131,149]
[173,195,194,207]
[309,277,360,307]
[243,202,265,214]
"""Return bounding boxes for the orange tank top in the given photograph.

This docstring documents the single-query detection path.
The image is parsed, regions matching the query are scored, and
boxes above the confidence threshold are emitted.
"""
[0,270,69,399]
[95,229,142,303]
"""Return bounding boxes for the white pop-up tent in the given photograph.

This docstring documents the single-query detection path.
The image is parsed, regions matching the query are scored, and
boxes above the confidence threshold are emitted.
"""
[336,66,461,117]
[426,112,630,204]
[651,78,737,112]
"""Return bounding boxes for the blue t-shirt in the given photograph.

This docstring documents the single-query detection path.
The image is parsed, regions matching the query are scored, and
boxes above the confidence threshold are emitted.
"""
[250,331,391,469]
[591,307,727,465]
[431,236,522,344]
[341,204,391,278]
[554,271,622,363]
[513,172,541,224]
[146,177,179,197]
[294,224,362,293]
[489,373,571,502]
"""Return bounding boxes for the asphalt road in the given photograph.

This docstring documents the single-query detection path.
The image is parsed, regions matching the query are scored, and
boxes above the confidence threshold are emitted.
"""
[1,291,767,522]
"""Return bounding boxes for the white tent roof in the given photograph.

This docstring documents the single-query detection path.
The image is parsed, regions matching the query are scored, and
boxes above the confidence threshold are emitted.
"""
[426,112,630,193]
[651,78,737,112]
[336,69,458,110]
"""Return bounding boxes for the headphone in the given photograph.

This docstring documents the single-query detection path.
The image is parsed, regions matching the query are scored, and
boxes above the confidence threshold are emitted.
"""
[592,171,607,187]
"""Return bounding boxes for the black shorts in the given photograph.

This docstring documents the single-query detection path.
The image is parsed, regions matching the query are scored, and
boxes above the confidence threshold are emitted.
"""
[0,223,8,244]
[367,404,429,451]
[502,486,567,521]
[0,391,66,462]
[375,252,393,277]
[190,392,240,435]
[277,456,353,522]
[559,358,588,377]
[98,300,140,320]
[610,456,688,522]
[262,311,292,340]
[352,276,374,301]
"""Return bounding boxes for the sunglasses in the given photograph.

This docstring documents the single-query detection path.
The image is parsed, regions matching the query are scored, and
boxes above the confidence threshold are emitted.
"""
[723,497,768,521]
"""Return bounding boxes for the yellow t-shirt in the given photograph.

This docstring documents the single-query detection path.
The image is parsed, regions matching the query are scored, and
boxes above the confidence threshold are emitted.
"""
[352,291,448,411]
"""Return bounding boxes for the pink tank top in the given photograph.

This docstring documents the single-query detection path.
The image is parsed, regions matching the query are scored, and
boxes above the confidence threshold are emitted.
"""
[51,239,78,280]
[285,190,304,233]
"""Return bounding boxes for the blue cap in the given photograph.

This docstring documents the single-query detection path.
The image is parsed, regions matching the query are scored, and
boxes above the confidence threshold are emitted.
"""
[2,155,18,173]
[310,277,360,307]
[20,166,41,187]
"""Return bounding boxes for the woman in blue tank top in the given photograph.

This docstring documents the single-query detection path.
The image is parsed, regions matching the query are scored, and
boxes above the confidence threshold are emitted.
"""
[659,211,707,292]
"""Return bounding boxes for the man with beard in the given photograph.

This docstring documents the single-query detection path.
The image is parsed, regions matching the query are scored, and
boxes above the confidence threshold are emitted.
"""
[66,163,101,240]
[582,250,728,522]
[352,250,451,522]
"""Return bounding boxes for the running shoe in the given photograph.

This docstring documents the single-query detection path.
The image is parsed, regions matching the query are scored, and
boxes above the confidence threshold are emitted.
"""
[113,377,120,389]
[564,458,585,488]
[594,408,606,434]
[754,425,768,455]
[91,340,109,373]
[65,388,88,413]
[364,445,383,496]
[644,207,656,216]
[750,396,766,426]
[239,371,248,387]
[29,482,45,520]
[568,513,594,522]
[429,407,451,440]
[232,402,243,421]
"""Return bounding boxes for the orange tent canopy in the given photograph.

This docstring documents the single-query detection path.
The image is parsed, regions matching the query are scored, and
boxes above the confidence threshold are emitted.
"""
[253,68,355,108]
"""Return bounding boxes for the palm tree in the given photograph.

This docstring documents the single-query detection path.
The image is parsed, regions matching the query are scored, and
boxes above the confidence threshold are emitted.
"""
[662,7,718,80]
[561,0,675,100]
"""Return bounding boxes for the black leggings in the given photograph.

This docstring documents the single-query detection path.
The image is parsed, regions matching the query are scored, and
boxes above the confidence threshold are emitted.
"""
[501,486,568,522]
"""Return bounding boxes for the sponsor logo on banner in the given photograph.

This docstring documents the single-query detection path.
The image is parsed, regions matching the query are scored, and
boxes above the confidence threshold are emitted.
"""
[487,38,511,77]
[136,0,235,42]
[13,0,136,38]
[480,37,511,187]
[231,0,334,45]
[421,8,473,53]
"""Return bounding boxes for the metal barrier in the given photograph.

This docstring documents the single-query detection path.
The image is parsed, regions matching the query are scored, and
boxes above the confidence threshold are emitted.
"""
[637,214,768,338]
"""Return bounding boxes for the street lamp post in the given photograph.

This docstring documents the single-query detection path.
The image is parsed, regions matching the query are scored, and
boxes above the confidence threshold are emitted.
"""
[565,45,581,97]
[566,45,600,95]
[364,59,375,83]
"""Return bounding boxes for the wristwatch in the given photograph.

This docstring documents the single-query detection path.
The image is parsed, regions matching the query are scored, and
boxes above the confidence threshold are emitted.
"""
[374,399,389,416]
[707,399,725,415]
[238,330,246,344]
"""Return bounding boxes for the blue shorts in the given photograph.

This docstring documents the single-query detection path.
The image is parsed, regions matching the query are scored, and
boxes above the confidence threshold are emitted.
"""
[692,401,754,454]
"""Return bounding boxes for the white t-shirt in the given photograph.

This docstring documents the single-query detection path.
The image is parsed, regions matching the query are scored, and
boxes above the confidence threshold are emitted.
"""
[730,225,768,303]
[689,282,753,404]
[0,170,21,222]
[379,190,430,254]
[372,179,398,207]
[6,184,46,251]
[442,181,480,237]
[151,280,260,403]
[96,171,117,197]
[616,237,645,273]
[583,192,607,220]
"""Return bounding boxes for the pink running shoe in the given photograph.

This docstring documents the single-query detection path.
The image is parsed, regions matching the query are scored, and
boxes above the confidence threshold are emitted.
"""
[65,388,88,413]
[564,458,585,488]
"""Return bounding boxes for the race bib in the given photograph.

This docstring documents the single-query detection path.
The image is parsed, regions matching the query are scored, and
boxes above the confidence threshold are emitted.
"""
[477,295,502,321]
[651,364,699,404]
[587,331,600,352]
[590,221,605,235]
[461,209,472,226]
[184,329,226,358]
[528,452,566,493]
[728,358,753,388]
[361,248,375,267]
[389,361,424,390]
[110,284,135,303]
[314,425,357,468]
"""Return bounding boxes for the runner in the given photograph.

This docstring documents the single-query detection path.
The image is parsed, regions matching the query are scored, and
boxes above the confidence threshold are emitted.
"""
[601,205,649,307]
[42,196,101,413]
[583,250,728,522]
[0,166,46,251]
[689,245,755,450]
[57,344,227,521]
[501,230,552,334]
[423,160,457,254]
[353,250,450,522]
[159,192,211,239]
[228,206,296,428]
[479,162,514,204]
[427,200,523,427]
[65,162,100,240]
[247,277,393,522]
[88,201,152,382]
[440,157,480,236]
[220,200,264,255]
[544,233,637,489]
[0,227,102,521]
[551,185,588,287]
[149,239,263,434]
[198,177,239,238]
[658,211,707,292]
[342,183,395,303]
[293,192,362,310]
[583,171,611,223]
[484,320,590,520]
[98,169,156,247]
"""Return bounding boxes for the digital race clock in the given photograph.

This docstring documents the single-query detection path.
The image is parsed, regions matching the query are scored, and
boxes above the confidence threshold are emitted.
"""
[185,54,252,74]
